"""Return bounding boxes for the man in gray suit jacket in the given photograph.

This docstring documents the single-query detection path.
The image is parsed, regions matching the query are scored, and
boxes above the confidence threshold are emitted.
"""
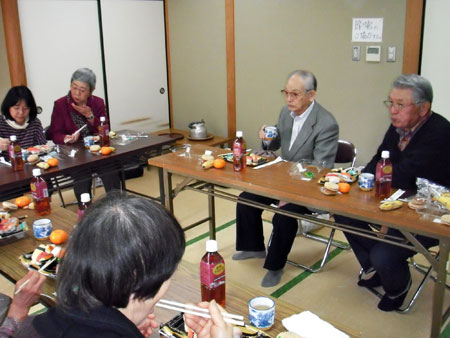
[233,70,339,287]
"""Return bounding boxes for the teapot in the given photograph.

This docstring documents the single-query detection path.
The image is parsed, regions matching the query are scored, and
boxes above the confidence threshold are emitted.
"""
[188,120,208,139]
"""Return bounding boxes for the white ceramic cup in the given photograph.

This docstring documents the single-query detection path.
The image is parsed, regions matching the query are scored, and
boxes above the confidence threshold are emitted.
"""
[248,296,275,330]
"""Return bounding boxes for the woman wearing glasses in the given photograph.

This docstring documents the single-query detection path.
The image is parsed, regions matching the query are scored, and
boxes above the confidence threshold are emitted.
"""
[48,68,121,205]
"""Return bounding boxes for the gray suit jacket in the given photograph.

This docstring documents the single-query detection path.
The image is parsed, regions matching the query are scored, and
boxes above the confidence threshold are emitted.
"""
[267,101,339,168]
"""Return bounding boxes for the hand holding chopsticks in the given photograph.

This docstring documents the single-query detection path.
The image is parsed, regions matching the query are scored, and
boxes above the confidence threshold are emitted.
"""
[156,299,245,327]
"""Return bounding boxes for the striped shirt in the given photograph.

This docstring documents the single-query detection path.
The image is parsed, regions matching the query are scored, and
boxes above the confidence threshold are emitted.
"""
[0,115,46,149]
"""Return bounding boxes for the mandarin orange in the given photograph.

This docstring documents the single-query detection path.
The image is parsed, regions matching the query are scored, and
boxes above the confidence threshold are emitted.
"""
[49,229,68,245]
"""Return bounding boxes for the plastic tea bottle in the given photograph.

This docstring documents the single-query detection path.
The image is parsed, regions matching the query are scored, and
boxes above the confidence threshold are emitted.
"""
[77,193,92,221]
[200,240,226,307]
[30,169,51,215]
[99,116,110,147]
[375,150,393,199]
[232,131,246,172]
[8,135,24,171]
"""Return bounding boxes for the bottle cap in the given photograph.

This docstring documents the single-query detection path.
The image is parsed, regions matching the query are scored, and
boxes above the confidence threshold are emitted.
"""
[80,193,91,203]
[205,240,218,252]
[10,135,17,141]
[32,168,42,176]
[381,150,390,159]
[100,116,105,122]
[236,131,243,137]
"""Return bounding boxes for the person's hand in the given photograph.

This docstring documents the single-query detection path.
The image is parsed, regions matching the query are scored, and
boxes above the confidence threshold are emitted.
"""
[0,137,11,151]
[8,271,46,322]
[258,125,267,140]
[137,313,159,337]
[63,132,80,144]
[184,300,240,338]
[71,103,94,120]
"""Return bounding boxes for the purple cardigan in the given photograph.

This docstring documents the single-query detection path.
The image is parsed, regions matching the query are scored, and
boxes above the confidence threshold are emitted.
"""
[48,93,105,144]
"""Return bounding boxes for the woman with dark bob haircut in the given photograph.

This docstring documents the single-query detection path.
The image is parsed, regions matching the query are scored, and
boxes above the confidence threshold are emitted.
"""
[0,86,46,152]
[7,193,185,337]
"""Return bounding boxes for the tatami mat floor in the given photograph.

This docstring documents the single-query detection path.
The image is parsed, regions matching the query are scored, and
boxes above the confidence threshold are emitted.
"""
[1,165,450,337]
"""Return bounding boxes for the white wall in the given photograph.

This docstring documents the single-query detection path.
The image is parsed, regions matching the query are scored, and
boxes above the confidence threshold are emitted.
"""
[421,0,450,121]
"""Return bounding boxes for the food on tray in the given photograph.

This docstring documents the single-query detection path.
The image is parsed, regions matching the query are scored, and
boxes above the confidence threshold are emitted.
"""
[246,154,267,166]
[408,197,426,210]
[15,196,31,208]
[90,144,101,153]
[27,154,39,164]
[379,200,403,211]
[321,182,339,196]
[20,243,65,277]
[202,154,214,162]
[26,143,54,155]
[0,216,27,238]
[109,130,117,138]
[318,167,360,185]
[441,214,450,225]
[160,313,271,338]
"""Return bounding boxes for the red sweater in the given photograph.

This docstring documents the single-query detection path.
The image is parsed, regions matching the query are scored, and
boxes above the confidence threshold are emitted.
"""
[48,93,105,144]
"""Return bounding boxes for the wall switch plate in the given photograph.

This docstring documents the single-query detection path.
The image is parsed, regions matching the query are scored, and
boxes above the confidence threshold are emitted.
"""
[352,46,361,61]
[387,46,396,62]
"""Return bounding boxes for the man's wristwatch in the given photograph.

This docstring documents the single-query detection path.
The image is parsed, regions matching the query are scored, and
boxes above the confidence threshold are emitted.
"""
[87,114,94,120]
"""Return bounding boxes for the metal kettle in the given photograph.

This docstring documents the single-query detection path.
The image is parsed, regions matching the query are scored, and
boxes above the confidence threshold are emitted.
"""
[188,120,208,139]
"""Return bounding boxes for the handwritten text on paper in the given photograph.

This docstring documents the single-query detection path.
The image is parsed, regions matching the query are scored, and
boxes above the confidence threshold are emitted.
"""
[352,18,383,42]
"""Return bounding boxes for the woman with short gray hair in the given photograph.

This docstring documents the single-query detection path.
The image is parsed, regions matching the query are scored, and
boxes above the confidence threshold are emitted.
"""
[48,68,120,206]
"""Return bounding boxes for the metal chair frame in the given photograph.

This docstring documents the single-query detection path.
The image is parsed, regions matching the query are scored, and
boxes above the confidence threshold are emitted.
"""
[287,139,357,272]
[358,251,450,313]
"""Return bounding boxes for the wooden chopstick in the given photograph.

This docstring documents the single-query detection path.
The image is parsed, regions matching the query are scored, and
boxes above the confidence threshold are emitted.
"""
[156,300,245,327]
[14,279,30,295]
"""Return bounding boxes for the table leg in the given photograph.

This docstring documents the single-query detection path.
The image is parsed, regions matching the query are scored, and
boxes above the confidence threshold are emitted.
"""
[158,167,165,205]
[430,238,450,337]
[162,170,173,213]
[207,184,216,239]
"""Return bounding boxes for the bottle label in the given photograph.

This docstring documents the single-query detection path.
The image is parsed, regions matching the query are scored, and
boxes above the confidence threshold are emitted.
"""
[9,145,21,159]
[31,181,49,200]
[233,142,244,157]
[200,261,225,289]
[382,165,392,174]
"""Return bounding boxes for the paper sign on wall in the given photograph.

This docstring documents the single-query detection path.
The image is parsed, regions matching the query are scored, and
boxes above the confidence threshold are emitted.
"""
[352,18,383,42]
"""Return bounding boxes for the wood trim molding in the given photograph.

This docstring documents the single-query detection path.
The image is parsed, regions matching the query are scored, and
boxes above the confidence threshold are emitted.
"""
[402,0,424,74]
[164,0,173,128]
[1,0,27,86]
[225,0,236,138]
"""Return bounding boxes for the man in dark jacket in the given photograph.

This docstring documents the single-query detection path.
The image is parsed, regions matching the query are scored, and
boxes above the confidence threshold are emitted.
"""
[335,74,450,312]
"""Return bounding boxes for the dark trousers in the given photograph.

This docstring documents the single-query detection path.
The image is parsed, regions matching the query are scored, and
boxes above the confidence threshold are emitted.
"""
[73,170,121,205]
[236,192,309,271]
[334,214,439,296]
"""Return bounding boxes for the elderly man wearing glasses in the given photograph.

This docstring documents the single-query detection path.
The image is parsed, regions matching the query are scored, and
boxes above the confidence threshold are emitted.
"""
[232,69,339,287]
[334,74,450,312]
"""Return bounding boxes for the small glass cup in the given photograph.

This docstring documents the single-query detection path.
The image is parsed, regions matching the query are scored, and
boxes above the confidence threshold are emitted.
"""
[248,296,275,330]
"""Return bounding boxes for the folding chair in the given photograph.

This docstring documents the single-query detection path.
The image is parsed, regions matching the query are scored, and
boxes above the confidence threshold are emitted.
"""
[287,140,357,272]
[358,250,450,313]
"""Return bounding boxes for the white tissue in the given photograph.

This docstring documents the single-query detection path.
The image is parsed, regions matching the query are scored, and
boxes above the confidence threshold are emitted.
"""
[282,311,349,338]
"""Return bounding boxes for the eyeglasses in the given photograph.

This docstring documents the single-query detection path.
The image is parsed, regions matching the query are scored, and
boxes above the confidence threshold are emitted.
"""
[71,83,89,95]
[383,100,423,110]
[281,89,311,99]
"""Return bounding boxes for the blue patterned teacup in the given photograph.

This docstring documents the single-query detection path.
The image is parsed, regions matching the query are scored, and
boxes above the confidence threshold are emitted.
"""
[248,296,275,330]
